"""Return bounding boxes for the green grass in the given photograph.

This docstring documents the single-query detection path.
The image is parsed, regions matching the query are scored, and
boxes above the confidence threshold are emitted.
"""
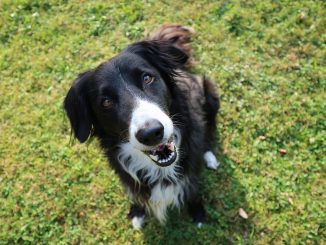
[0,0,325,244]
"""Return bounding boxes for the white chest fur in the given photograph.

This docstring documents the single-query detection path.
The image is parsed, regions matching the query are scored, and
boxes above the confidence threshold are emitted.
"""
[117,142,186,223]
[148,179,186,223]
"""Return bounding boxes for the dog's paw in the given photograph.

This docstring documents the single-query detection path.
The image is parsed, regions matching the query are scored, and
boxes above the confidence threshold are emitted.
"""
[203,151,220,170]
[197,222,203,228]
[132,216,145,230]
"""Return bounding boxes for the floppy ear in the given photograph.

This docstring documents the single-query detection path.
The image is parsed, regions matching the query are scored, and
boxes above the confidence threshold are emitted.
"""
[127,40,189,82]
[64,71,93,143]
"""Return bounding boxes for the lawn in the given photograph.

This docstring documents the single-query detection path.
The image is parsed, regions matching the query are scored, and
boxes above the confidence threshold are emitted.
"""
[0,0,325,244]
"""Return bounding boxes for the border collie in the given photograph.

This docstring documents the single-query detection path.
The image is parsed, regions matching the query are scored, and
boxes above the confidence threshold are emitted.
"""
[64,24,220,229]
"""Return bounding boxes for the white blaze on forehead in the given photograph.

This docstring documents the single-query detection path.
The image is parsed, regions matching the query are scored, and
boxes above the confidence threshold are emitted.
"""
[129,99,174,150]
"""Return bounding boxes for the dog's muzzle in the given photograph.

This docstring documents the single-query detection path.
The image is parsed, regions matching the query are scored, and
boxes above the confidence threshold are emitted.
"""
[130,100,178,167]
[145,138,177,167]
[134,119,178,167]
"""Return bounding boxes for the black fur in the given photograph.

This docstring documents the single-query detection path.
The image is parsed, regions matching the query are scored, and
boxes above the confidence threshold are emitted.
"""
[64,37,219,226]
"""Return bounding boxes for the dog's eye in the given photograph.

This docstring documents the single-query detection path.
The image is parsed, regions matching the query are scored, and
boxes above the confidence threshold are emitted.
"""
[142,74,154,85]
[102,99,113,108]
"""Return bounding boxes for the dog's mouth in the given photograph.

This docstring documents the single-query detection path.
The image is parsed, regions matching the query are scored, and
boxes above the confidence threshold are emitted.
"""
[144,138,178,167]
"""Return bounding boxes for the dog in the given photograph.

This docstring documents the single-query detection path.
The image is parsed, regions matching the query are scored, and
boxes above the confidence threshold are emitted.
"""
[64,24,220,229]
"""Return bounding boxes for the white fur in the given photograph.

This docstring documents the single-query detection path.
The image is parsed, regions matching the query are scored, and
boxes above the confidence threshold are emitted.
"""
[132,216,145,230]
[117,128,184,223]
[118,144,186,223]
[129,99,174,151]
[204,151,220,170]
[148,179,187,223]
[127,180,187,224]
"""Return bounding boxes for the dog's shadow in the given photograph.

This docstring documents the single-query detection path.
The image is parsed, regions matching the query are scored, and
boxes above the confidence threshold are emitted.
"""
[141,132,254,244]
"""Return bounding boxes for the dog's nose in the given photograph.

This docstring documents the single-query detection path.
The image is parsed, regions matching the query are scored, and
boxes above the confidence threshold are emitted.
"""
[135,119,164,146]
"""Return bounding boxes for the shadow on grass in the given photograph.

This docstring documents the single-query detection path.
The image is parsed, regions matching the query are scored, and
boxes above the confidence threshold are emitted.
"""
[141,130,254,244]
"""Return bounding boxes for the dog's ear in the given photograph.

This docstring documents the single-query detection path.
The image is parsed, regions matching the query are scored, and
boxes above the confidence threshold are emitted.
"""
[127,40,189,81]
[64,71,93,143]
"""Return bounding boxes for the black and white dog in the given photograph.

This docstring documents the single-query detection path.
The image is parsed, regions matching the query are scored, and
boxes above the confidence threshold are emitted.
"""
[64,25,220,229]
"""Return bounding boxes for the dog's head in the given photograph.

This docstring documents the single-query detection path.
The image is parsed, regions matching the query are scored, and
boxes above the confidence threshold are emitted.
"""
[64,41,188,167]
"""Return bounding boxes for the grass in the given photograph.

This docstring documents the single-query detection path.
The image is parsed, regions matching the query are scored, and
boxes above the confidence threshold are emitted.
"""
[0,0,325,244]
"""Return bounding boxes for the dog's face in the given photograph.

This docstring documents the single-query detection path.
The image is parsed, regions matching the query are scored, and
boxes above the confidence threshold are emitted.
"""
[64,41,188,167]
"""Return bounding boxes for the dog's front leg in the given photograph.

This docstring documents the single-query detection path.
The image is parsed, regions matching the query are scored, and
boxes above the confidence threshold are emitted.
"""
[128,204,146,230]
[187,197,205,228]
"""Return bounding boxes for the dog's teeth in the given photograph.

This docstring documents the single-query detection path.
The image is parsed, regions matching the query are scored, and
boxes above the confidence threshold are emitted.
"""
[149,154,158,161]
[154,150,177,165]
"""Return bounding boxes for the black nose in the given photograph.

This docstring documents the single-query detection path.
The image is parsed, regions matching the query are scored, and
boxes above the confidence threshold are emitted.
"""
[135,120,164,146]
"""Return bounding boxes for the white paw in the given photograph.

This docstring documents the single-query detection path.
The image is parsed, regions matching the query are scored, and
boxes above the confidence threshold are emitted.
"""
[132,216,145,230]
[203,151,220,170]
[197,222,203,228]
